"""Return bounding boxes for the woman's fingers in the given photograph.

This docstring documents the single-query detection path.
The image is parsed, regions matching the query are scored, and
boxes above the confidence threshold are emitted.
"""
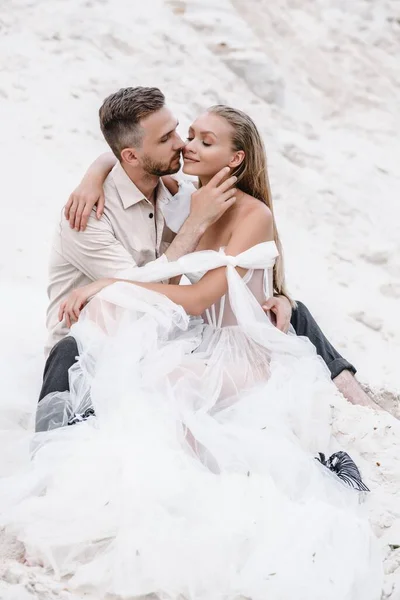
[72,194,104,231]
[218,175,237,194]
[68,197,78,229]
[59,300,74,328]
[73,199,86,231]
[65,307,71,329]
[207,166,231,188]
[59,294,81,328]
[221,196,236,215]
[65,190,104,231]
[80,208,92,231]
[58,300,66,322]
[64,195,73,220]
[96,193,105,220]
[221,188,237,203]
[59,282,106,331]
[72,296,84,320]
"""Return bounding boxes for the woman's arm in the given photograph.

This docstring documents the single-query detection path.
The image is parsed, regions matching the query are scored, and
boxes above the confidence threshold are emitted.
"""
[60,205,273,325]
[64,163,182,233]
[65,152,117,231]
[132,205,273,314]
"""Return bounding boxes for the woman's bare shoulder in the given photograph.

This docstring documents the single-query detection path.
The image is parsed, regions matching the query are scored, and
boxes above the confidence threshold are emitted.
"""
[235,193,272,221]
[227,193,274,244]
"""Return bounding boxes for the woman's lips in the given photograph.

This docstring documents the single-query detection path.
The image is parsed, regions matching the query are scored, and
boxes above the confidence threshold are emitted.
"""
[183,156,199,163]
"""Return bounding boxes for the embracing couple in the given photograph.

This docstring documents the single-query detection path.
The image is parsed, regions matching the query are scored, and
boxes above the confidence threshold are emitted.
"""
[7,88,384,598]
[42,87,375,423]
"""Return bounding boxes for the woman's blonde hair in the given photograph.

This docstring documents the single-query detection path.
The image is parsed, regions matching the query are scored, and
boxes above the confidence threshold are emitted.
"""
[208,105,292,302]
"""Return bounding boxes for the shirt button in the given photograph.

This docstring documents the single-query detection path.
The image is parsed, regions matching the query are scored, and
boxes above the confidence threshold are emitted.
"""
[149,212,154,219]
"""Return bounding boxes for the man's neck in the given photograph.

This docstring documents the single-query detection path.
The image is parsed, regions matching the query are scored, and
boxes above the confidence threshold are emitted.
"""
[121,162,160,205]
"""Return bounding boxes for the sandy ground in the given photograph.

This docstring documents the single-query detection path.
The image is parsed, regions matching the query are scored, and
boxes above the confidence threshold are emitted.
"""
[0,0,399,597]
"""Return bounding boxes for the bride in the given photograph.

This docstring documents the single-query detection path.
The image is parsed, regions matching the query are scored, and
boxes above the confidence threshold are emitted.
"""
[1,106,383,599]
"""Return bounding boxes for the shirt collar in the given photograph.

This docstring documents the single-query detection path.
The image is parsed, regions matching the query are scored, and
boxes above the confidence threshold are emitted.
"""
[111,162,174,209]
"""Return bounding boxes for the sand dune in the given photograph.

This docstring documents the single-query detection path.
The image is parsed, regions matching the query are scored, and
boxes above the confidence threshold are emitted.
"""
[0,0,399,597]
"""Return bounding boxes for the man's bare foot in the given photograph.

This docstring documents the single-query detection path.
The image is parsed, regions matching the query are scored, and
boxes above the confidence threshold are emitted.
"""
[361,384,400,420]
[333,370,382,410]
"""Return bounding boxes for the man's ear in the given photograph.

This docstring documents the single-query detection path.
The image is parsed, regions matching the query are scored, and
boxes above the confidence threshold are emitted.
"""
[120,147,140,166]
[228,150,245,169]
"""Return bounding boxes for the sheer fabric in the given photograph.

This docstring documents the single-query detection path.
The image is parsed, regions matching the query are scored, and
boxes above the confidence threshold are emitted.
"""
[185,254,273,328]
[0,242,384,600]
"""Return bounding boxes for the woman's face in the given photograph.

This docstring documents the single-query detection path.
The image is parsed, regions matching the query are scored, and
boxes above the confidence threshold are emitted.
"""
[182,112,238,178]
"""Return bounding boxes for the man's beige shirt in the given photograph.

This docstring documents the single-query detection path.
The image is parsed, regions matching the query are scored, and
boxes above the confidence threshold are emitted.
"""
[46,162,177,355]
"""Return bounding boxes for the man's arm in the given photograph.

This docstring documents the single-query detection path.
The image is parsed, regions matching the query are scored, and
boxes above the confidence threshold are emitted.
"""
[163,168,237,261]
[59,167,237,284]
[58,214,151,282]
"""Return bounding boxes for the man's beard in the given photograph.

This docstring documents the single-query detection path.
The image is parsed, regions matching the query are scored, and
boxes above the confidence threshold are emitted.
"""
[142,153,181,176]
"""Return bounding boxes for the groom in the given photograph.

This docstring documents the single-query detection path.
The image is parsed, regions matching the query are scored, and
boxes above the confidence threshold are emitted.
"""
[39,86,374,431]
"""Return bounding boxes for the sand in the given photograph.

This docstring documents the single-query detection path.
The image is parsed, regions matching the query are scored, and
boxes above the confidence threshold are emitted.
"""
[0,0,399,597]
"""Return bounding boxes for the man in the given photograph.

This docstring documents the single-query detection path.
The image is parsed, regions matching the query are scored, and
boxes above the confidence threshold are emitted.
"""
[39,86,376,431]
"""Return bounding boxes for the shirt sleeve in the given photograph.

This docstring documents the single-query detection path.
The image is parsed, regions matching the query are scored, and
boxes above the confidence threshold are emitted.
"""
[58,213,169,282]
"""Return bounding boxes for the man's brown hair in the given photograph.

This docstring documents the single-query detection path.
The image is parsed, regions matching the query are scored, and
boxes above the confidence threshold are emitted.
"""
[99,87,165,159]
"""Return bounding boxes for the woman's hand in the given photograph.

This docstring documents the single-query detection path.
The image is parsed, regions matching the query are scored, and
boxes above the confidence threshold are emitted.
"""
[64,179,105,232]
[64,152,117,231]
[59,278,114,327]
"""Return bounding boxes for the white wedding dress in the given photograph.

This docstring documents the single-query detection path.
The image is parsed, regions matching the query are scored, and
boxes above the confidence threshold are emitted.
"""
[0,242,383,599]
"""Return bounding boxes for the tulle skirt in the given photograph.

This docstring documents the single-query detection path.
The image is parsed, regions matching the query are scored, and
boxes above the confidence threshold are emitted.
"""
[0,284,383,599]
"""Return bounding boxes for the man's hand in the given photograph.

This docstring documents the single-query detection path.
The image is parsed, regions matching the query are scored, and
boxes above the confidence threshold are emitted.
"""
[263,295,292,333]
[187,167,237,233]
[64,179,105,232]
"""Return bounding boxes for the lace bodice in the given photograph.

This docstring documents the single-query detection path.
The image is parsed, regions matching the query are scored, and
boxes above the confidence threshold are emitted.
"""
[185,248,273,328]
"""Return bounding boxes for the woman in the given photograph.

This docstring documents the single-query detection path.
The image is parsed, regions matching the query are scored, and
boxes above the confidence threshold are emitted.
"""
[1,107,383,599]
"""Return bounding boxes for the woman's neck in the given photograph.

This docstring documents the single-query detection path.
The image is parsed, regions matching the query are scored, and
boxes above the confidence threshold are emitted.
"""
[198,175,211,187]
